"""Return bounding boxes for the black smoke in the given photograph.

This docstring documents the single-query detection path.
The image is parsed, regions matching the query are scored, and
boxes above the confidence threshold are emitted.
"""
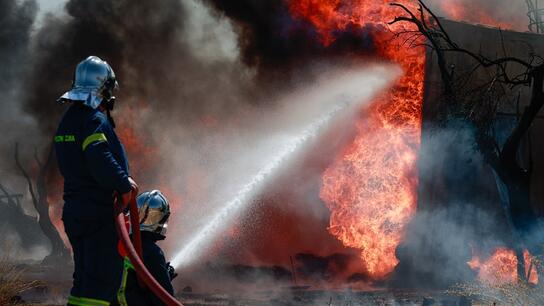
[0,0,38,146]
[0,0,37,168]
[0,0,45,258]
[21,0,261,188]
[0,0,36,85]
[204,0,378,78]
[22,0,385,137]
[203,1,321,67]
[23,0,186,134]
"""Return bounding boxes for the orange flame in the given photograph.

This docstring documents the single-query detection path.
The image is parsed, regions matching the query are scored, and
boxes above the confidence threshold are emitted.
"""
[468,248,518,284]
[468,248,539,285]
[289,0,424,279]
[525,249,539,284]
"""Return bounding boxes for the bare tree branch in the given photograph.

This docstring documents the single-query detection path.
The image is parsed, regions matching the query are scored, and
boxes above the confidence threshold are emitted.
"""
[34,146,43,169]
[390,0,533,95]
[15,143,39,220]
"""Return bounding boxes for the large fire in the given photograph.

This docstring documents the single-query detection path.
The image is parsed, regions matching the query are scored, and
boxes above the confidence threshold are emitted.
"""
[289,0,425,278]
[288,0,534,283]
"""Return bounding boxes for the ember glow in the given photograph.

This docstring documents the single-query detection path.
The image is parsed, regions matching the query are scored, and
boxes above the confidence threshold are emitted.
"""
[289,0,425,278]
[525,250,539,285]
[117,112,185,208]
[468,248,518,285]
[468,248,539,285]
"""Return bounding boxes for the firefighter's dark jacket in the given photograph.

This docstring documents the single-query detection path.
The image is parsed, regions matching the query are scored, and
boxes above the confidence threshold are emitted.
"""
[55,103,131,219]
[124,232,175,306]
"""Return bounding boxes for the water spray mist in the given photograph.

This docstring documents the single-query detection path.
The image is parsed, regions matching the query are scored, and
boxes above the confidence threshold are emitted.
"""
[170,65,400,269]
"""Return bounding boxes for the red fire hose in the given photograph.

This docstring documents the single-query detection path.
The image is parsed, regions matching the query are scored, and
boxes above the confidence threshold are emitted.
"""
[114,193,184,306]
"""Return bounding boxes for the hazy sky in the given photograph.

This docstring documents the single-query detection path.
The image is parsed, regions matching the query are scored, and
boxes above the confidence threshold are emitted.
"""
[35,0,65,25]
[37,0,64,12]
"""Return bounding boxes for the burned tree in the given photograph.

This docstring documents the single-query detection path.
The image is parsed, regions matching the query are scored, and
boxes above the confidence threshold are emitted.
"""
[391,0,544,282]
[0,183,45,254]
[15,143,69,264]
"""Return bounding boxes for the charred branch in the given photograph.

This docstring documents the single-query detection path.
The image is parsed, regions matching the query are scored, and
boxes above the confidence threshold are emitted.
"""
[390,1,534,94]
[0,183,27,217]
[0,182,46,252]
[15,143,38,215]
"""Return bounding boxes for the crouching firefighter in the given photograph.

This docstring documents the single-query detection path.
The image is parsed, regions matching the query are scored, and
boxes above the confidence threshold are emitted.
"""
[117,190,177,306]
[55,56,138,306]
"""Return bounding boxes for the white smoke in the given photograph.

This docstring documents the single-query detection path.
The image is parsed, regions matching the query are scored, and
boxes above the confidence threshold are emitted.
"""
[426,0,528,31]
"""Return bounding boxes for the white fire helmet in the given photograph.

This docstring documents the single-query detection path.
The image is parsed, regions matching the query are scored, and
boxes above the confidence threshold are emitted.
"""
[135,190,171,237]
[58,55,118,109]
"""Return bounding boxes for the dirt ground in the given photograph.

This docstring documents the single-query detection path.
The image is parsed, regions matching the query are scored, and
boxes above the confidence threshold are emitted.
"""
[20,286,475,306]
[15,272,473,306]
[6,264,540,305]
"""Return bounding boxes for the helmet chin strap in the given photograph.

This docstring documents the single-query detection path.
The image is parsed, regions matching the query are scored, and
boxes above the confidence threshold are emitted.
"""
[102,96,116,128]
[107,109,116,128]
[100,77,118,127]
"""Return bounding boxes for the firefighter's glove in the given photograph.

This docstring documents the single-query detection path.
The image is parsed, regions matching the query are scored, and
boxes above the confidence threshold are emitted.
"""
[121,177,139,207]
[167,262,178,280]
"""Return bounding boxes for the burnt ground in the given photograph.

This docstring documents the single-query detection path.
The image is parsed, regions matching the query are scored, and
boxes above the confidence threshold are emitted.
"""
[20,286,477,306]
[11,264,486,306]
[177,289,474,306]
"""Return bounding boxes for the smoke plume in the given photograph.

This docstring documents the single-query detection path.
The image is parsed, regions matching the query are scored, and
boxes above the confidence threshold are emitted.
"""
[0,0,51,258]
[0,0,38,174]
